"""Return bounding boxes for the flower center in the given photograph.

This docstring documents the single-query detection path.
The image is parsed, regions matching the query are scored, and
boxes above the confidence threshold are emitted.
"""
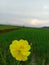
[18,50,21,53]
[20,46,23,49]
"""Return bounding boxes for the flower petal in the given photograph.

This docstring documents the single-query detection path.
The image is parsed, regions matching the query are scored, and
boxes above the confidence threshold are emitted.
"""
[21,51,31,56]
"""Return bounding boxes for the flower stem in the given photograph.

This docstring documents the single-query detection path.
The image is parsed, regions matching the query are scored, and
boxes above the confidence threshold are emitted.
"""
[17,61,20,65]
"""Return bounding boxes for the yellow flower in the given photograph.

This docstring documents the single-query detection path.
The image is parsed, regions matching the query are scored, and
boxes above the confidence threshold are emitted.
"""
[9,39,31,61]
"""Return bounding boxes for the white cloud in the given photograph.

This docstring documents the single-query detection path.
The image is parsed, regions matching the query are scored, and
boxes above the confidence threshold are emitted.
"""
[0,0,49,27]
[0,18,49,27]
[29,19,49,27]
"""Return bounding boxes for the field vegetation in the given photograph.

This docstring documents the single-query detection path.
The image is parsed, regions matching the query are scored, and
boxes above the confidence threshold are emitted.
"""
[0,25,49,65]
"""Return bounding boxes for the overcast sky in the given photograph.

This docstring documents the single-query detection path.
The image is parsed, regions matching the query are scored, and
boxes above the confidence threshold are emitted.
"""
[0,0,49,27]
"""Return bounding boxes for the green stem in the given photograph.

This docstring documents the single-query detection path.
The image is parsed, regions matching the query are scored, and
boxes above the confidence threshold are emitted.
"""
[17,61,20,65]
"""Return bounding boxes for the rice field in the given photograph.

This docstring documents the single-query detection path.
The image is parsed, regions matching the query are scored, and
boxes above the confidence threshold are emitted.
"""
[0,25,20,30]
[0,25,49,65]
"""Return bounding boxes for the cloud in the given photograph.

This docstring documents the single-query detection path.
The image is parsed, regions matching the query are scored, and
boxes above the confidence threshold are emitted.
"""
[29,19,49,27]
[0,18,49,27]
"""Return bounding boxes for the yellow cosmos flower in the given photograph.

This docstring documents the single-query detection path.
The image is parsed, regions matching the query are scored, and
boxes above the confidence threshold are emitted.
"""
[9,39,31,61]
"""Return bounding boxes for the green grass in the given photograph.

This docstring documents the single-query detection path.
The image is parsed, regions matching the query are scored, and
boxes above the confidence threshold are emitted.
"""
[0,26,49,65]
[0,25,20,30]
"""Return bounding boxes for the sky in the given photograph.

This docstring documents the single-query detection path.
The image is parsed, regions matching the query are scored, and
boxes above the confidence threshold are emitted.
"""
[0,0,49,27]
